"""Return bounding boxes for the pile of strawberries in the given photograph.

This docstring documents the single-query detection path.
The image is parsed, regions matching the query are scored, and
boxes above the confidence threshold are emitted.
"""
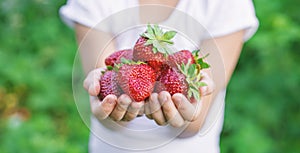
[98,24,210,102]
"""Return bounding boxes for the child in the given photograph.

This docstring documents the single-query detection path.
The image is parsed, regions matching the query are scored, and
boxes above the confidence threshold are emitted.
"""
[60,0,258,152]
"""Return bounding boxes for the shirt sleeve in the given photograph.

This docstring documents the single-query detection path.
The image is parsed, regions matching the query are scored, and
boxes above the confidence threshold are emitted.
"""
[59,0,98,27]
[59,0,113,28]
[205,0,259,41]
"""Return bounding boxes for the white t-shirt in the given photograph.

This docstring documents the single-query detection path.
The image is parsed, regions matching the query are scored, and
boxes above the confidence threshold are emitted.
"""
[60,0,258,153]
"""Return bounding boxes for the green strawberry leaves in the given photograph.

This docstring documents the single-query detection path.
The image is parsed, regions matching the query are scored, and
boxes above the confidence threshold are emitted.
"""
[142,33,155,40]
[153,24,163,36]
[106,65,113,70]
[141,24,177,55]
[163,31,177,40]
[192,50,210,69]
[177,59,208,101]
[113,58,145,71]
[147,24,155,36]
[198,58,210,69]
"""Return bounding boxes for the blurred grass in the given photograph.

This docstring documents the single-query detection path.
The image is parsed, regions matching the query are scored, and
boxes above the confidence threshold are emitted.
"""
[0,0,299,153]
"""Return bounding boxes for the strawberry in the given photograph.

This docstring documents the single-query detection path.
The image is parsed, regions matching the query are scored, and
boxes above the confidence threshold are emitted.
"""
[105,49,133,67]
[133,24,176,69]
[116,61,156,102]
[98,70,123,100]
[168,49,210,70]
[168,50,195,68]
[155,61,207,101]
[147,60,164,80]
[155,66,188,96]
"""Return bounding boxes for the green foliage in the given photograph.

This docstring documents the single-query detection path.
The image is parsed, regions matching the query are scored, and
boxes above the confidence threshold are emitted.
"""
[0,0,299,152]
[220,0,300,153]
[0,0,88,152]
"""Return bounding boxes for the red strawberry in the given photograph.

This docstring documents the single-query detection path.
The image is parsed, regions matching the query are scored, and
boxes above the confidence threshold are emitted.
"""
[168,50,195,68]
[155,62,207,101]
[147,60,163,80]
[155,67,188,96]
[133,37,165,66]
[98,70,123,100]
[117,62,156,102]
[105,49,133,67]
[168,49,210,70]
[133,24,176,69]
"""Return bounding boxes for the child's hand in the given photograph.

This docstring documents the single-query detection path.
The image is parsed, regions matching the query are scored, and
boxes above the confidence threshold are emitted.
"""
[145,71,214,128]
[83,68,144,122]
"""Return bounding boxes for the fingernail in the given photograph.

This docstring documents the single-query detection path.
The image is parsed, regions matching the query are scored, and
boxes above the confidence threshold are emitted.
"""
[162,94,168,102]
[125,96,132,103]
[173,93,182,101]
[107,95,116,104]
[108,99,114,105]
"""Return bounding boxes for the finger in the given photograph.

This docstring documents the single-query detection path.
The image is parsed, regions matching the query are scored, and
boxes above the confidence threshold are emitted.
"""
[83,73,91,90]
[158,91,185,128]
[149,93,166,125]
[172,93,201,122]
[84,68,105,96]
[90,95,117,120]
[122,101,144,121]
[110,94,132,121]
[88,82,100,96]
[138,104,145,116]
[144,101,153,119]
[84,69,99,90]
[199,71,215,96]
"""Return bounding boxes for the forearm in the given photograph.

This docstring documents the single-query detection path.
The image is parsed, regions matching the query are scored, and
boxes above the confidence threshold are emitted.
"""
[202,30,245,88]
[75,23,116,75]
[179,30,246,138]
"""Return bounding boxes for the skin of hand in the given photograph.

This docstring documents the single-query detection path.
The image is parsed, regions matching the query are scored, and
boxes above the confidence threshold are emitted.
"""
[83,67,213,123]
[144,71,214,128]
[76,24,145,122]
[83,68,145,122]
[76,23,245,138]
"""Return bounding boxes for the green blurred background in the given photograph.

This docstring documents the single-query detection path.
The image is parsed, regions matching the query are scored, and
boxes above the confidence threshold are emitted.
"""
[0,0,299,152]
